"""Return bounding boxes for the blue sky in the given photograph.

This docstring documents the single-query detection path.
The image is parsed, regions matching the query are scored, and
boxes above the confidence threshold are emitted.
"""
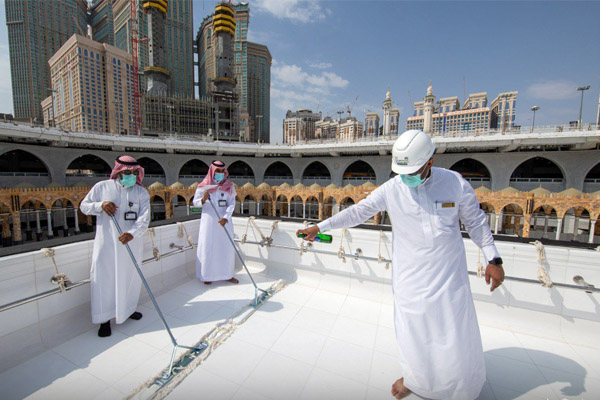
[1,1,599,144]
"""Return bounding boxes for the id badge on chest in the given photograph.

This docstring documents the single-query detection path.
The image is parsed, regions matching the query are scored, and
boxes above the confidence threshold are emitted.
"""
[218,192,226,207]
[124,211,138,220]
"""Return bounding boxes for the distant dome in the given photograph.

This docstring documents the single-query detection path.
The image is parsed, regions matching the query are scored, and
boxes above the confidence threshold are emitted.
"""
[242,182,255,189]
[170,182,184,189]
[309,183,321,190]
[499,187,519,194]
[279,182,291,189]
[361,181,375,188]
[149,181,165,189]
[559,188,582,197]
[189,182,199,190]
[257,183,271,189]
[293,183,305,189]
[529,186,551,196]
[46,181,63,188]
[343,184,355,190]
[326,183,338,189]
[474,186,491,193]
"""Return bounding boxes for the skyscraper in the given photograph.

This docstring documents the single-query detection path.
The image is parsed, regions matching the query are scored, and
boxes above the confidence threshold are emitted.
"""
[5,0,88,122]
[44,34,136,135]
[111,0,194,98]
[89,0,115,46]
[247,42,271,143]
[196,2,271,143]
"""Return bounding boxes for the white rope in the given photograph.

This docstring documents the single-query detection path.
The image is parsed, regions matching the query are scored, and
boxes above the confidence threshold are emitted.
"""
[130,279,288,400]
[241,217,253,244]
[176,222,195,248]
[531,240,553,287]
[298,221,310,256]
[42,248,71,292]
[377,231,390,270]
[338,228,347,263]
[476,249,485,278]
[249,217,268,244]
[147,228,161,260]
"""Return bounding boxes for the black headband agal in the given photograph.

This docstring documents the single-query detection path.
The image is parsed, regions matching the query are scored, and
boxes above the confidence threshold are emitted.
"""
[212,160,225,167]
[116,157,140,166]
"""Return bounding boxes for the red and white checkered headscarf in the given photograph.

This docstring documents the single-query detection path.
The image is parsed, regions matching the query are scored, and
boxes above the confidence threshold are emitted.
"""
[110,155,145,186]
[197,160,235,195]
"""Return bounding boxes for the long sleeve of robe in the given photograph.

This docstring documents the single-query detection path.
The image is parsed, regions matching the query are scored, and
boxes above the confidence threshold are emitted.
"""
[80,179,150,324]
[317,168,499,400]
[194,187,237,282]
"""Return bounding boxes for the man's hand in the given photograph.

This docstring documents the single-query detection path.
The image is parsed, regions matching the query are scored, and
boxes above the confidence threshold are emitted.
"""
[296,225,320,241]
[119,232,134,245]
[485,264,505,292]
[201,191,210,204]
[218,218,227,227]
[102,201,118,216]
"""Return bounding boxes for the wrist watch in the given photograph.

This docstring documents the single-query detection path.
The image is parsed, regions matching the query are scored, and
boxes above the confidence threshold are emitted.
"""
[489,257,503,266]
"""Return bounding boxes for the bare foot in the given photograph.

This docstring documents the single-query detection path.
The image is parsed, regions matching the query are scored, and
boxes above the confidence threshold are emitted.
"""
[391,378,411,399]
[227,277,239,284]
[204,281,212,285]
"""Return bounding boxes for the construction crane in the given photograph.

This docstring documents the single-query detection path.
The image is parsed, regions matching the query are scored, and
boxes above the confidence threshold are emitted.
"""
[336,110,345,120]
[346,95,359,117]
[408,90,413,105]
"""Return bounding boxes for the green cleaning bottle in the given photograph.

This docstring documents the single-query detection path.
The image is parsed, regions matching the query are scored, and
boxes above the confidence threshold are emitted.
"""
[297,232,333,243]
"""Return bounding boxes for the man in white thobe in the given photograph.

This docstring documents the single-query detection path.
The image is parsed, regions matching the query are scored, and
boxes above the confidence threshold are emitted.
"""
[297,130,504,400]
[80,155,151,337]
[193,160,238,285]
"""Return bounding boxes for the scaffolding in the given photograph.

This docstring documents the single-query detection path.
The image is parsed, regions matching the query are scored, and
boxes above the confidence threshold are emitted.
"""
[141,95,212,138]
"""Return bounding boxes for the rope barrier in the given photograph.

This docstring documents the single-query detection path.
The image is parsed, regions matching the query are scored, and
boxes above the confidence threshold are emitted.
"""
[338,228,347,263]
[42,247,71,292]
[176,222,195,248]
[377,231,390,270]
[476,249,485,278]
[531,240,553,287]
[147,228,161,260]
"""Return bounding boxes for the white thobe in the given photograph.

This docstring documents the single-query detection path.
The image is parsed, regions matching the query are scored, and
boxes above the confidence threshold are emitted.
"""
[193,187,236,282]
[318,167,500,400]
[80,179,150,324]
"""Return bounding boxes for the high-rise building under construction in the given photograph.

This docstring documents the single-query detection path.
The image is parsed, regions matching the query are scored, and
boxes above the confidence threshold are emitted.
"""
[196,2,271,143]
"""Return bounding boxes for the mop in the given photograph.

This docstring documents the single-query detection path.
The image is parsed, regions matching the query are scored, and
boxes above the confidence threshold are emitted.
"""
[109,215,206,386]
[206,195,280,307]
[120,200,285,399]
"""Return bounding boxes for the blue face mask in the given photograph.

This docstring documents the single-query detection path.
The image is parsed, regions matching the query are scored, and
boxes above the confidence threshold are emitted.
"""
[400,173,427,188]
[120,174,136,187]
[214,173,225,183]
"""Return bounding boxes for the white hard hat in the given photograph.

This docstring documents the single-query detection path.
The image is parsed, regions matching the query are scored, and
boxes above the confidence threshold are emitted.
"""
[391,130,435,175]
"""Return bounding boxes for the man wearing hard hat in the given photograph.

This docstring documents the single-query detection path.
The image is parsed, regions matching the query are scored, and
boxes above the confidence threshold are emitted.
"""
[297,130,504,400]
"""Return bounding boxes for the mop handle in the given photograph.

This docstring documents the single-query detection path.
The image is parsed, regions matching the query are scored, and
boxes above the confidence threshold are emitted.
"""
[109,214,177,346]
[206,195,261,291]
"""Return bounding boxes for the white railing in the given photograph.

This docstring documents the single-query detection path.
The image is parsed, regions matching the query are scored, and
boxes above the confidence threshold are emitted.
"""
[584,178,600,183]
[509,178,564,183]
[3,120,598,147]
[0,172,49,177]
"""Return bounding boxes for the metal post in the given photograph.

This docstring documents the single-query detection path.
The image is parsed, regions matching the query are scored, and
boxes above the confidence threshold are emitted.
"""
[206,197,268,306]
[530,106,539,133]
[168,105,173,138]
[589,220,596,244]
[494,212,501,234]
[577,85,590,129]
